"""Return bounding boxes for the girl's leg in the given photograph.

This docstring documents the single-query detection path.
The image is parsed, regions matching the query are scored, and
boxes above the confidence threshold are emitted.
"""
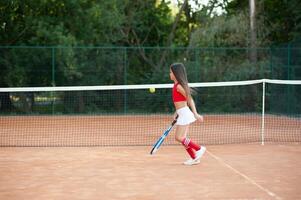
[174,124,188,143]
[175,125,196,159]
[176,125,201,151]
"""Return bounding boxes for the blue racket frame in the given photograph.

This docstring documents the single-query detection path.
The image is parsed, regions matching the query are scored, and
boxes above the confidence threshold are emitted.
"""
[150,117,178,155]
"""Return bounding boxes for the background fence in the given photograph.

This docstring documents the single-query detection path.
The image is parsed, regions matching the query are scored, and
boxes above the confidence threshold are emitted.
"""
[0,45,300,116]
[0,45,300,87]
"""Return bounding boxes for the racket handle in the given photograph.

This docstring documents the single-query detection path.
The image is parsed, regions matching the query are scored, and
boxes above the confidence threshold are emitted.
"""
[171,115,178,126]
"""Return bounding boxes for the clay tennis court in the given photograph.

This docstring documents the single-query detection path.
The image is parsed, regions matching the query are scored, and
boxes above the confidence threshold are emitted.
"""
[0,115,300,199]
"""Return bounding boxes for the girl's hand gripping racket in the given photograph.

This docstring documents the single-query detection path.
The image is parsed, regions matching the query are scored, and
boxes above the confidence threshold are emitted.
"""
[150,116,178,155]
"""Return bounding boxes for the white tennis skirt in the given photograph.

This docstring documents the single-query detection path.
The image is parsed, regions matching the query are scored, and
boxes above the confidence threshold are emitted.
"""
[176,106,196,125]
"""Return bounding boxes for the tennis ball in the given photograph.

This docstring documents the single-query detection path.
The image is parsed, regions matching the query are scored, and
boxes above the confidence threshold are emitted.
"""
[149,87,156,93]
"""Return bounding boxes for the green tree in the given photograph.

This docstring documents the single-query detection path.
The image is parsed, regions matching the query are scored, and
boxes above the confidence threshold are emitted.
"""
[226,0,301,44]
[0,0,179,112]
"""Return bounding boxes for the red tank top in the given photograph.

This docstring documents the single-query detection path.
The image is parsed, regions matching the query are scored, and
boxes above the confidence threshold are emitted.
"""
[172,83,187,102]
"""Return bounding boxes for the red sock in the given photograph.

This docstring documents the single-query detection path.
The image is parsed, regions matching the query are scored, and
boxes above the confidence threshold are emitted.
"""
[185,147,196,159]
[182,138,201,151]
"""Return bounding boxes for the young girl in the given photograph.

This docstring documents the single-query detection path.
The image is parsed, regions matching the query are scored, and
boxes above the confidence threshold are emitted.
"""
[170,63,206,165]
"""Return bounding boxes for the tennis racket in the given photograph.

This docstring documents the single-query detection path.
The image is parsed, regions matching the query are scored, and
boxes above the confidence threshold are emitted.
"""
[150,116,178,155]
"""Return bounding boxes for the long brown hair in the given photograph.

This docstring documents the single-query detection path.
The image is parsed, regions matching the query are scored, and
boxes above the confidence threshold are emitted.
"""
[170,63,192,101]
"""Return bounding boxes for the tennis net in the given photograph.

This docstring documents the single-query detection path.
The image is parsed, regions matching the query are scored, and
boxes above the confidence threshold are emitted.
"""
[0,79,300,147]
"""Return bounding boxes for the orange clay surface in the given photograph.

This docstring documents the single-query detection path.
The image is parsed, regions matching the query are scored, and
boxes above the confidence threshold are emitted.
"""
[0,114,300,199]
[0,144,301,200]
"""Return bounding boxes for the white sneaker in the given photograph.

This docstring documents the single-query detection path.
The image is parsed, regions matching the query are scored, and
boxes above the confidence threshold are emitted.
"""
[195,146,206,161]
[183,158,200,166]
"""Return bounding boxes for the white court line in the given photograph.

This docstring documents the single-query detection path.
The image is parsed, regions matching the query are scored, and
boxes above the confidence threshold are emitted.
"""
[206,150,282,200]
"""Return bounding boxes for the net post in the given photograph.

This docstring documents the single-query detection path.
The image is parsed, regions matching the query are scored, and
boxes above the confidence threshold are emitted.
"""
[51,47,56,115]
[261,80,266,145]
[123,47,128,114]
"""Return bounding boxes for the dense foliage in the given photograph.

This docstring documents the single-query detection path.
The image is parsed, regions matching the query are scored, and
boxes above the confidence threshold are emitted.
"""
[0,0,300,114]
